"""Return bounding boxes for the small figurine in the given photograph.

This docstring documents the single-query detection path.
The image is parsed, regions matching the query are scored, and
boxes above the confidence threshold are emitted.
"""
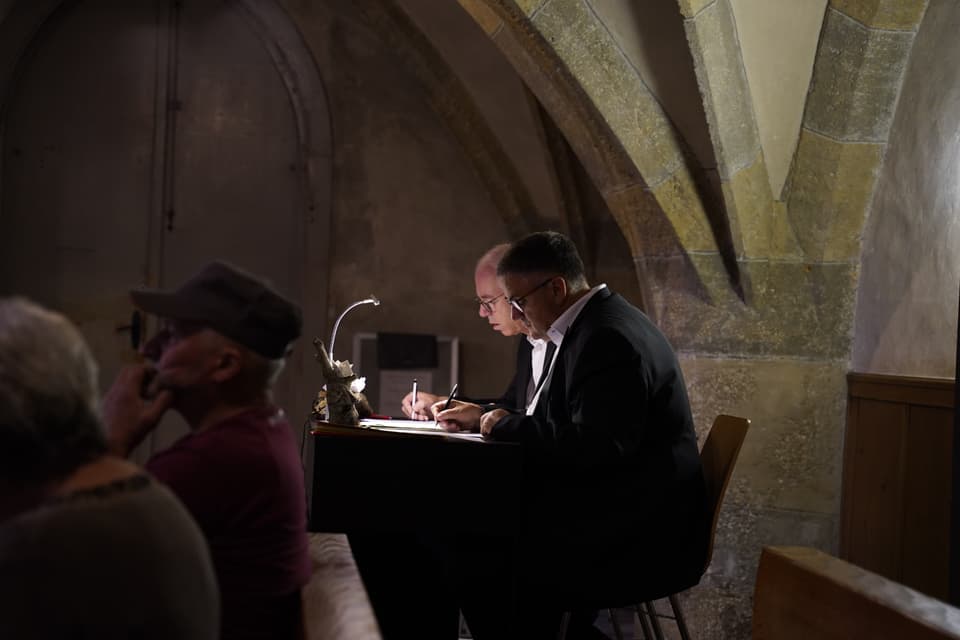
[311,338,371,426]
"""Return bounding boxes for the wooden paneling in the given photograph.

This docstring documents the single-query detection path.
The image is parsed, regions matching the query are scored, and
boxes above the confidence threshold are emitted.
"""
[848,374,955,408]
[902,405,954,598]
[842,399,908,578]
[842,373,954,600]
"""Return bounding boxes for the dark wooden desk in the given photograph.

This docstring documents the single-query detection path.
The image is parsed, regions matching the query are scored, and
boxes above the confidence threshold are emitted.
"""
[306,422,522,536]
[307,422,523,637]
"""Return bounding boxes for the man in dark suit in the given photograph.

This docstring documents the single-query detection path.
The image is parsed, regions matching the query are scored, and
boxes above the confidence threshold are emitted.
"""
[436,231,706,639]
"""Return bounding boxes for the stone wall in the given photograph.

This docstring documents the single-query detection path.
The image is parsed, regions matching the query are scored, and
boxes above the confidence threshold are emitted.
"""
[455,0,929,637]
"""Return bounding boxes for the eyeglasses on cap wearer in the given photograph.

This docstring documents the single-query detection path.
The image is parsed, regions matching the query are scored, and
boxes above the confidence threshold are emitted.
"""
[154,318,206,343]
[508,276,557,314]
[474,293,504,314]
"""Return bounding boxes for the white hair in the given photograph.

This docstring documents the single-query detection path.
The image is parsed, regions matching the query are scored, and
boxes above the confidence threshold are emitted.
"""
[0,297,105,487]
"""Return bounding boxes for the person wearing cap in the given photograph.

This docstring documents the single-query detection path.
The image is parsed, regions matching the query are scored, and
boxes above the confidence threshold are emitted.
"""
[101,261,311,640]
[0,297,219,640]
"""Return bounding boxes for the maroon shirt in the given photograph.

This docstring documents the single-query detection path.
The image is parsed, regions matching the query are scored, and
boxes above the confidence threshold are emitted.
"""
[147,406,311,639]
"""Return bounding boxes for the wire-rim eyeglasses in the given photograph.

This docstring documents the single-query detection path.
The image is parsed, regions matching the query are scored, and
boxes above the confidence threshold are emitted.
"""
[507,277,557,314]
[474,293,504,314]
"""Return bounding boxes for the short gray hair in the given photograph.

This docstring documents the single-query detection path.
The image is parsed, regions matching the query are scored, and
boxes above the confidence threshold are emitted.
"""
[475,243,511,275]
[0,297,106,487]
[245,349,287,388]
[204,330,287,389]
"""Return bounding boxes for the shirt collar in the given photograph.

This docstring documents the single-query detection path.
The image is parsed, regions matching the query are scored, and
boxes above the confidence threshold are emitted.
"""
[526,335,548,348]
[546,284,606,345]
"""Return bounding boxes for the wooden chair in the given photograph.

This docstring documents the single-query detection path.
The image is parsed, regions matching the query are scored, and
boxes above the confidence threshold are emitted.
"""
[560,414,750,640]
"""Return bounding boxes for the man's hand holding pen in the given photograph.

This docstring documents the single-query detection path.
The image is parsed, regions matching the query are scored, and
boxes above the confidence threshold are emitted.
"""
[401,390,442,420]
[432,399,483,432]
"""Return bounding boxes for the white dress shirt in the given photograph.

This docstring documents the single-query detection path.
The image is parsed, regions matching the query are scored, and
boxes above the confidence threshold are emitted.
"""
[525,336,550,406]
[525,283,607,415]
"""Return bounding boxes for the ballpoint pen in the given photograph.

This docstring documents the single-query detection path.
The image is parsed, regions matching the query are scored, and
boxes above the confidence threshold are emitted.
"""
[441,383,459,412]
[411,378,418,417]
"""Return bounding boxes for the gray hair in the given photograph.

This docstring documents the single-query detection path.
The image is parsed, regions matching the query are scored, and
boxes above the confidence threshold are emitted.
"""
[0,297,106,487]
[475,243,511,275]
[246,350,287,388]
[203,329,287,389]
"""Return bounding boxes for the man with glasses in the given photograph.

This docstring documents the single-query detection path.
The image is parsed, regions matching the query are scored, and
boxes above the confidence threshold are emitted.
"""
[401,243,554,420]
[100,261,311,640]
[435,231,707,639]
[351,243,556,640]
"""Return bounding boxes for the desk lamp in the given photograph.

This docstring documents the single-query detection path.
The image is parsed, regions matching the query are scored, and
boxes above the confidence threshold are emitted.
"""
[329,295,380,362]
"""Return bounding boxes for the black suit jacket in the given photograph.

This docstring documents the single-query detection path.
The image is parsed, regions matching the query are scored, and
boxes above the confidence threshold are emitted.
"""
[476,337,531,411]
[490,288,707,603]
[494,337,532,410]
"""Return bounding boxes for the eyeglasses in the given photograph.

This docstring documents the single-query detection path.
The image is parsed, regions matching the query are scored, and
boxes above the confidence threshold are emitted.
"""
[474,293,504,314]
[507,277,556,314]
[154,319,205,344]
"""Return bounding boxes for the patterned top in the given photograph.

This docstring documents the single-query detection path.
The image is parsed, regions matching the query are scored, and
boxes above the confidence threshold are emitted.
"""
[0,473,219,639]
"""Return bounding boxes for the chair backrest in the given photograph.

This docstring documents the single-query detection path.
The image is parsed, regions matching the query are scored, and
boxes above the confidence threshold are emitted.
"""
[700,414,749,571]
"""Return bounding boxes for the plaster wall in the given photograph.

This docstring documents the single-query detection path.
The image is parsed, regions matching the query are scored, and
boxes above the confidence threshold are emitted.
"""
[853,0,960,378]
[729,0,827,198]
[399,0,563,228]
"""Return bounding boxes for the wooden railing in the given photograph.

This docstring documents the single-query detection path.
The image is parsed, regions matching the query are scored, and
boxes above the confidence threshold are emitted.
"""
[842,372,954,600]
[302,533,381,639]
[754,546,960,639]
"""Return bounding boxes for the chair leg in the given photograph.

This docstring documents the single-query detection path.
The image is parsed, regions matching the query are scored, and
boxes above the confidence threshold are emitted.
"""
[644,601,665,640]
[606,608,625,640]
[558,611,571,640]
[633,603,654,640]
[668,595,692,640]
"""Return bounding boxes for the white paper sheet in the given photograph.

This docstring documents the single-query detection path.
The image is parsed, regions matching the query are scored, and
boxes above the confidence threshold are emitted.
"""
[358,418,484,441]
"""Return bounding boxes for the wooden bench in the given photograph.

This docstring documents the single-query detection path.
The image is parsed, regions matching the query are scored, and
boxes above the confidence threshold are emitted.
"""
[754,546,960,640]
[301,533,381,639]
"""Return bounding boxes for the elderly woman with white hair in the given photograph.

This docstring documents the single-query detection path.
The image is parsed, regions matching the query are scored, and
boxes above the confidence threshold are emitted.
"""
[0,297,219,639]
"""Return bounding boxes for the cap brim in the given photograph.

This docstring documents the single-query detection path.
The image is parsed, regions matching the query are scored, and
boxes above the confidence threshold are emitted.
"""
[130,289,198,321]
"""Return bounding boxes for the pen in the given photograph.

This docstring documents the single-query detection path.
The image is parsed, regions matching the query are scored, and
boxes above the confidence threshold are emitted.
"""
[441,383,459,412]
[411,378,418,416]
